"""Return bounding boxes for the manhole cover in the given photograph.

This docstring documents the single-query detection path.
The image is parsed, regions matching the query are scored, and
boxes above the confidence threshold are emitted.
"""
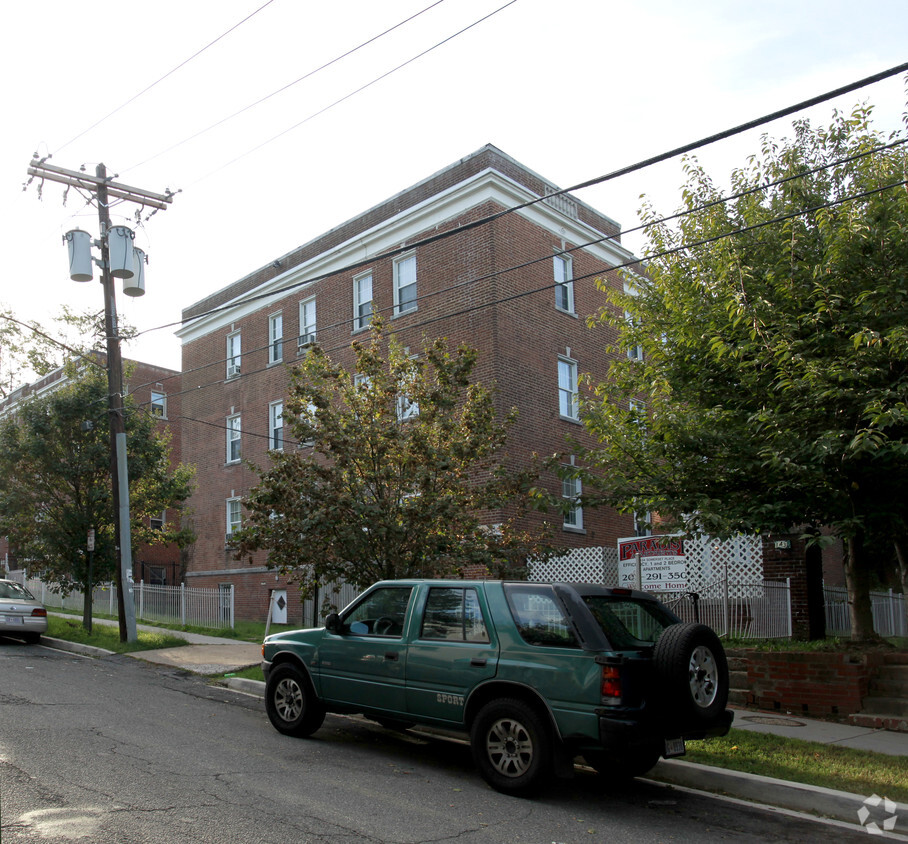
[741,716,806,727]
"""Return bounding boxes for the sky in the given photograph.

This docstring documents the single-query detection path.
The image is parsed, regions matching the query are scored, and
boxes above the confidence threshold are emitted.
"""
[1,0,906,374]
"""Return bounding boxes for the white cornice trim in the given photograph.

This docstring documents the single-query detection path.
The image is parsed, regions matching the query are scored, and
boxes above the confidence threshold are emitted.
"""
[177,169,637,343]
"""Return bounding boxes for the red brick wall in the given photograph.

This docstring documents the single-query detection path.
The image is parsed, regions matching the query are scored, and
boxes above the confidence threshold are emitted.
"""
[736,649,886,716]
[180,159,638,620]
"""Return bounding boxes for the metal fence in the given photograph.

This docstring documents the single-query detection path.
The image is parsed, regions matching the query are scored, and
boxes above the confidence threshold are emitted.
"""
[6,572,235,630]
[655,578,793,639]
[823,585,907,639]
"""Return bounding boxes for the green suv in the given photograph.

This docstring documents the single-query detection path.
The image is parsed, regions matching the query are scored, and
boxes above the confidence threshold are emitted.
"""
[261,580,732,795]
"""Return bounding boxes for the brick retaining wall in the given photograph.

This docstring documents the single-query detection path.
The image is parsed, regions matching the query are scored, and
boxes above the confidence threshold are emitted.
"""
[727,648,889,717]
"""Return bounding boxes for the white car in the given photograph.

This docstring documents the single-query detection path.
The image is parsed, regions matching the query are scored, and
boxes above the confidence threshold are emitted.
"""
[0,579,48,644]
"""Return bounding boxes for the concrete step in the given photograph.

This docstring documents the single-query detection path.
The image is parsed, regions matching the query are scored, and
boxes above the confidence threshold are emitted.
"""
[850,712,908,732]
[728,688,749,706]
[870,676,908,696]
[859,696,908,717]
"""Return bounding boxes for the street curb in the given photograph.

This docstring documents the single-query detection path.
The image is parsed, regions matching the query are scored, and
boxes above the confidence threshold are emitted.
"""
[213,675,904,831]
[41,636,115,658]
[649,759,908,833]
[220,677,266,696]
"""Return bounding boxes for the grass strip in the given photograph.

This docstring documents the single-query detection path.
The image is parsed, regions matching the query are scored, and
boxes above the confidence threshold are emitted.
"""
[685,728,908,804]
[47,615,190,654]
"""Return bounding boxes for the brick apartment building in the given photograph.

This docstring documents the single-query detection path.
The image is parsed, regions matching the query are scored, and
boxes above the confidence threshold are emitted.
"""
[177,145,644,622]
[0,354,184,585]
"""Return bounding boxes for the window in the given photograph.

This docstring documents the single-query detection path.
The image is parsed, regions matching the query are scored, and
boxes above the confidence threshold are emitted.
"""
[420,587,489,642]
[342,586,413,637]
[503,584,579,648]
[554,253,574,313]
[226,497,242,540]
[558,357,579,420]
[353,271,373,331]
[149,390,166,418]
[269,401,283,451]
[298,296,316,349]
[634,510,653,537]
[269,313,283,364]
[396,351,419,420]
[226,414,241,463]
[393,253,417,315]
[227,331,242,377]
[397,394,419,420]
[626,310,644,361]
[562,471,583,531]
[150,511,165,531]
[624,280,644,361]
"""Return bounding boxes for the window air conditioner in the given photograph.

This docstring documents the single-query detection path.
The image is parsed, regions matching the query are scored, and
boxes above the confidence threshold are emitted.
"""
[298,333,316,349]
[227,364,240,377]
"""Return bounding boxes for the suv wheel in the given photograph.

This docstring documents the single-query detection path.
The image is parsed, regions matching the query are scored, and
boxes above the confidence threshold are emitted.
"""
[265,663,326,737]
[470,698,552,795]
[654,622,728,724]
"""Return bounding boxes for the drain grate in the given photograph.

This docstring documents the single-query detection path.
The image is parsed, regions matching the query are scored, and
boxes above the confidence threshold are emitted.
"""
[741,715,806,727]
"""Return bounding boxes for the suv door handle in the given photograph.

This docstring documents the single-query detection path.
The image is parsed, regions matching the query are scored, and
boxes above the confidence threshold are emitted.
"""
[384,652,399,661]
[470,657,487,667]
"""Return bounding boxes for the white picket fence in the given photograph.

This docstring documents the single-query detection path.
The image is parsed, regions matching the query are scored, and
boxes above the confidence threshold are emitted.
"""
[824,585,907,639]
[6,572,234,629]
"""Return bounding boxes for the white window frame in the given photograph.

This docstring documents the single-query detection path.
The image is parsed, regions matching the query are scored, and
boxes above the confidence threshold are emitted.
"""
[150,390,166,418]
[226,497,242,541]
[268,312,283,364]
[269,400,284,451]
[227,331,242,378]
[226,414,242,463]
[562,472,583,531]
[298,296,317,350]
[150,510,165,531]
[353,271,373,331]
[393,253,417,315]
[624,279,644,361]
[554,253,574,313]
[558,357,579,420]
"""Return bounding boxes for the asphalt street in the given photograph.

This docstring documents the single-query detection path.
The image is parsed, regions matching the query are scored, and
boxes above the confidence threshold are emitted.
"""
[0,637,888,844]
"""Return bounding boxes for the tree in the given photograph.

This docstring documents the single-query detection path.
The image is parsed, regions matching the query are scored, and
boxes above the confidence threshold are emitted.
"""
[0,306,128,399]
[236,321,557,597]
[570,104,908,640]
[0,364,195,629]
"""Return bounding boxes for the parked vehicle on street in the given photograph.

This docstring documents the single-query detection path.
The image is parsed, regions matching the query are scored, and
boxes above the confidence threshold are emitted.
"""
[0,579,48,644]
[261,580,732,795]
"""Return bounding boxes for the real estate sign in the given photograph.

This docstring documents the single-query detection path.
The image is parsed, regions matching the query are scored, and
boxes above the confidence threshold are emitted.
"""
[617,535,688,591]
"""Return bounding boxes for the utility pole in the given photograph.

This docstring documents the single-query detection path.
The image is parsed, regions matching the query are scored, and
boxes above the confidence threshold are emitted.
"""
[27,157,173,643]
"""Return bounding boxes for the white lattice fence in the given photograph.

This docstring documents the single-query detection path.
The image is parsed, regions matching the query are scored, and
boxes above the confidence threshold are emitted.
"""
[530,535,763,588]
[528,546,619,584]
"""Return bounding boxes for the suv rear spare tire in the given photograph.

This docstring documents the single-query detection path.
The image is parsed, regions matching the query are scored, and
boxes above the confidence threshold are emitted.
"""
[653,622,728,725]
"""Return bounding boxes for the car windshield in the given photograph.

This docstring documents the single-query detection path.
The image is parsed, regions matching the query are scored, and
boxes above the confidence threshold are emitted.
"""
[0,581,35,600]
[582,596,676,648]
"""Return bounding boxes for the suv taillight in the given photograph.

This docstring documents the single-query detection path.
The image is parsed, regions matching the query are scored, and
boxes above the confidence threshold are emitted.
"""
[600,664,622,705]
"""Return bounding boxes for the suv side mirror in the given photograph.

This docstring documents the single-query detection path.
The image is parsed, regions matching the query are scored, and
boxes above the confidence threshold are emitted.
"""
[325,612,341,633]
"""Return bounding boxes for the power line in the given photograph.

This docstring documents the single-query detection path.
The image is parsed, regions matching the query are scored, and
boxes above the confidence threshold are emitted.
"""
[138,53,908,334]
[52,0,279,156]
[132,172,908,411]
[189,0,519,187]
[124,0,449,175]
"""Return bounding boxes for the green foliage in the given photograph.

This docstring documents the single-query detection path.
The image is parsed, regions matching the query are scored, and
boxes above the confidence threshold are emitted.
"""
[571,104,908,637]
[236,321,557,596]
[0,365,195,600]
